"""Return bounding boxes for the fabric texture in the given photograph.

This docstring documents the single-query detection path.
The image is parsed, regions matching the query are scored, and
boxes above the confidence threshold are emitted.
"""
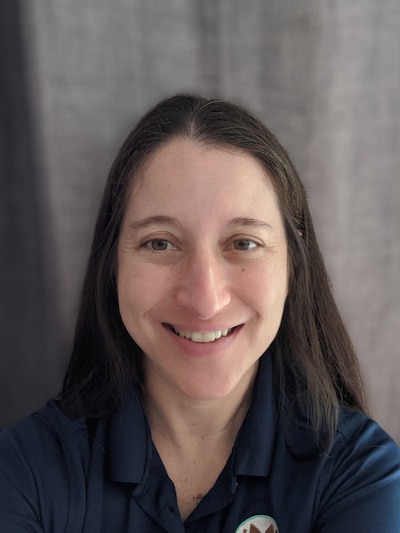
[0,354,400,532]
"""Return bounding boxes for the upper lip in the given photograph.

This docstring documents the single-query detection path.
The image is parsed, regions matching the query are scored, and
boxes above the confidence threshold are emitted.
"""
[164,322,240,333]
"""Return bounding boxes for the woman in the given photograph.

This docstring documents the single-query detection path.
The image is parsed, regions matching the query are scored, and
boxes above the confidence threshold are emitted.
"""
[1,94,399,532]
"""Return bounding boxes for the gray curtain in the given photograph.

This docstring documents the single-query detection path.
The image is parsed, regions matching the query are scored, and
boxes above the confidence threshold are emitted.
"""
[1,0,399,440]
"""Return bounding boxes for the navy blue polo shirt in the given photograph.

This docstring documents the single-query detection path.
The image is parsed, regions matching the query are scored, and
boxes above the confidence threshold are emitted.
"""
[1,353,400,532]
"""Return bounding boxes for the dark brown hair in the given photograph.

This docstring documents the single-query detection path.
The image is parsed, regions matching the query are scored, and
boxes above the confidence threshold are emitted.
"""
[61,94,367,446]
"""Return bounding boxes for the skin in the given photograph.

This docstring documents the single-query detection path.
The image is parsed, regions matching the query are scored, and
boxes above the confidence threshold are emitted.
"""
[117,138,289,518]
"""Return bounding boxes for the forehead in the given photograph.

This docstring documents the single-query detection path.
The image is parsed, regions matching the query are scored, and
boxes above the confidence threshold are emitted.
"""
[130,138,277,199]
[120,139,286,241]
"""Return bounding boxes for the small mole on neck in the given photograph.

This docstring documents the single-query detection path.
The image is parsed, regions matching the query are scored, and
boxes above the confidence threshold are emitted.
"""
[193,493,203,504]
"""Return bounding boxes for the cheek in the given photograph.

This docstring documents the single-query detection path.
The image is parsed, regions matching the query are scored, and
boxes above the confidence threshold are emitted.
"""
[117,263,172,317]
[117,265,144,320]
[238,261,288,308]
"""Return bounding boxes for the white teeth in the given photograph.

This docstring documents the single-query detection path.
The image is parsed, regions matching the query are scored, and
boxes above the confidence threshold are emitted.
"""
[173,327,232,343]
[193,332,212,343]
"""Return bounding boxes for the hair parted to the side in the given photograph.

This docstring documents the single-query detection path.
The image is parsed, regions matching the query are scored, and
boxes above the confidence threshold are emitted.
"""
[61,94,367,446]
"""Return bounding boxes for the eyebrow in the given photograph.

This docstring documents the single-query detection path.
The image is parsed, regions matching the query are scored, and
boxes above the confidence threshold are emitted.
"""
[228,217,274,231]
[129,215,274,232]
[129,215,179,230]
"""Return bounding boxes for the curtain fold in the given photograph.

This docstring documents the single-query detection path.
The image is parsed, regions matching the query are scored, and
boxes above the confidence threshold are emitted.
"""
[0,0,62,428]
[1,0,399,439]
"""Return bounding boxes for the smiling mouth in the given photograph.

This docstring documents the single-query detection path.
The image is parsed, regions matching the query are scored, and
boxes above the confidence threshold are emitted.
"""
[165,324,239,343]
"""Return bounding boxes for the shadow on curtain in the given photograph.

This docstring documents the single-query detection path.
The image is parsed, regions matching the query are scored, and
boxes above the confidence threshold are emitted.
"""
[0,1,63,428]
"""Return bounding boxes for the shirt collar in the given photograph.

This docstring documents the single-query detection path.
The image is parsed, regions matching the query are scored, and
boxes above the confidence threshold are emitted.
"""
[233,351,277,478]
[107,390,151,483]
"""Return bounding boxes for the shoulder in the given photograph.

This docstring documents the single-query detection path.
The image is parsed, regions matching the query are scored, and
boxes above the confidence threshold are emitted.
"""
[0,401,92,532]
[281,403,400,529]
[0,400,89,471]
[285,401,400,464]
[332,406,400,466]
[325,407,400,490]
[314,408,400,530]
[1,399,87,437]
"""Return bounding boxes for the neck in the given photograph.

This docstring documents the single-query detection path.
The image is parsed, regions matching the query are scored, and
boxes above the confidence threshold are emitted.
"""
[143,365,258,448]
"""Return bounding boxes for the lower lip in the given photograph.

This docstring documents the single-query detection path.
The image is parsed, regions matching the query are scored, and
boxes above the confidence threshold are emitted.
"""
[163,324,242,356]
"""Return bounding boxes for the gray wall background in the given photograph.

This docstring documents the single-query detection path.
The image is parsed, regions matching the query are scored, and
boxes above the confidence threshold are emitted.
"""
[1,0,399,440]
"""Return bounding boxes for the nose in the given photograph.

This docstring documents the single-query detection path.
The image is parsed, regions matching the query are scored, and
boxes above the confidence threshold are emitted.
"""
[175,248,231,319]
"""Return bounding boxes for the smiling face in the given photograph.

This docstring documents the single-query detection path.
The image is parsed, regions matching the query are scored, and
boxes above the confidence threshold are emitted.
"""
[117,138,288,402]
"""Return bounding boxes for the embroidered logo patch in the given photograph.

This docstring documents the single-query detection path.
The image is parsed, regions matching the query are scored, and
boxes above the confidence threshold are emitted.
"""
[235,514,279,533]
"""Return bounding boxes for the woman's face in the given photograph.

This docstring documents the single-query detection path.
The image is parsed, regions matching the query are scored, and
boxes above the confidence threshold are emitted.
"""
[117,139,288,401]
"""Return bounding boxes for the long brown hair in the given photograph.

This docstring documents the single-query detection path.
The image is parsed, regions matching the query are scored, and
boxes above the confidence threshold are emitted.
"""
[61,94,367,446]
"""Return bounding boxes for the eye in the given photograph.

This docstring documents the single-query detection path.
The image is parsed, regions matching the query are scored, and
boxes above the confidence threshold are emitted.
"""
[143,239,175,251]
[233,239,258,251]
